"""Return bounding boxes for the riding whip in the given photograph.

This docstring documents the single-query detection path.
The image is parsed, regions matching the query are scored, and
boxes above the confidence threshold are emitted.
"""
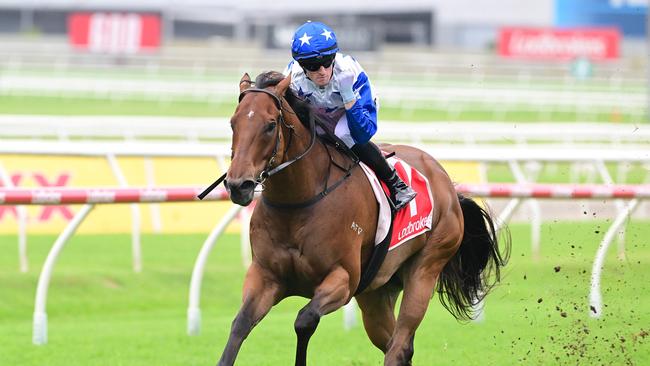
[197,173,226,200]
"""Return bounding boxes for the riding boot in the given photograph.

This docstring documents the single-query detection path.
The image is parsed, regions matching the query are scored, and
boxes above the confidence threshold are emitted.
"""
[352,141,417,211]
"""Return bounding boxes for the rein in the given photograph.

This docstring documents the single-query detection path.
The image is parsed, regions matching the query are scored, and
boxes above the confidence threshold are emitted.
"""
[199,84,357,209]
[238,88,317,186]
[241,87,358,209]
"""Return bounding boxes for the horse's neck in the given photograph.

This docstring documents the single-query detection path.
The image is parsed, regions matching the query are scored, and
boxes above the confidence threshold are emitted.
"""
[262,115,327,204]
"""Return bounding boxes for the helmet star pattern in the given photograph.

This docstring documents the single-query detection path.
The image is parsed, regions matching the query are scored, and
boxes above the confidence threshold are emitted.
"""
[291,21,339,61]
[321,29,333,41]
[299,32,312,46]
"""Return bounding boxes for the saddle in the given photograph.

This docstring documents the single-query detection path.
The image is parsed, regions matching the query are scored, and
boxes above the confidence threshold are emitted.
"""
[355,156,434,294]
[301,120,435,294]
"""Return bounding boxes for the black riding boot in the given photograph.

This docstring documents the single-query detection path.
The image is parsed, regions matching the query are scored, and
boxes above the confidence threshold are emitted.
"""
[352,142,417,211]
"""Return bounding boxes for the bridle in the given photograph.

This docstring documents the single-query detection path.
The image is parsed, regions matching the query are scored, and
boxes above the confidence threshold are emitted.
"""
[237,86,317,187]
[238,84,358,209]
[198,80,356,208]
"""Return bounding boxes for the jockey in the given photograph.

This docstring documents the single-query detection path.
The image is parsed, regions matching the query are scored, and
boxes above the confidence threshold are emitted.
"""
[284,21,417,211]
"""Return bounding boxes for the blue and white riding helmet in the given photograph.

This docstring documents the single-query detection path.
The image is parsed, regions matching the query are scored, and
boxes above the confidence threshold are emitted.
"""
[291,21,339,61]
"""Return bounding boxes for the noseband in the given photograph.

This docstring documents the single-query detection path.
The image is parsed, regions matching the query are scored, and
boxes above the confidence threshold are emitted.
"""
[197,83,335,202]
[238,87,317,186]
[237,85,359,210]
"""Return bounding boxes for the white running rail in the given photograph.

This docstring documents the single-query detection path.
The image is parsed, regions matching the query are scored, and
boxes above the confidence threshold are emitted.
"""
[0,186,230,345]
[1,183,646,344]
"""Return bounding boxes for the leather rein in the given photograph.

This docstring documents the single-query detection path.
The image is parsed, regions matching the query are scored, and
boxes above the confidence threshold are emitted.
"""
[239,86,357,210]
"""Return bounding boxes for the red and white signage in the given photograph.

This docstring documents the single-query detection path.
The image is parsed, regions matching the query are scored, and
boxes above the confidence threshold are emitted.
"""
[68,13,161,54]
[498,27,620,61]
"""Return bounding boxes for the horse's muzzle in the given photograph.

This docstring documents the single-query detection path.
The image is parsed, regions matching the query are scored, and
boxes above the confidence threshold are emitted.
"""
[225,178,256,206]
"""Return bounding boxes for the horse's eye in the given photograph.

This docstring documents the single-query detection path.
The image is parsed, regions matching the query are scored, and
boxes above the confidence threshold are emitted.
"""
[264,121,277,134]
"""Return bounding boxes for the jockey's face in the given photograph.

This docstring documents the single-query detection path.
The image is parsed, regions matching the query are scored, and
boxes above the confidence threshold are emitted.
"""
[305,64,333,87]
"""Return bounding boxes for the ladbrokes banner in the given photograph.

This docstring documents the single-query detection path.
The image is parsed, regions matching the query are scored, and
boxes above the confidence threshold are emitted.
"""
[498,27,620,61]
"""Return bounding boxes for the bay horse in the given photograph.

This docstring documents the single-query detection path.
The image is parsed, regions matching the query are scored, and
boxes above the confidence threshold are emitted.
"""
[218,71,510,366]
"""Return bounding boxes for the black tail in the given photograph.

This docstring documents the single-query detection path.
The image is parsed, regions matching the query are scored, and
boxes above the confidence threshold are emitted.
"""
[437,193,511,320]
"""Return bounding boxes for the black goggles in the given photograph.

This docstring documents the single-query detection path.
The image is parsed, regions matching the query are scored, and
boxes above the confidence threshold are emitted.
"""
[299,55,335,71]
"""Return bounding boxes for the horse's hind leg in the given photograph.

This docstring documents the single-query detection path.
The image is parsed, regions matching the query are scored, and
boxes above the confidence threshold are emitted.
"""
[383,267,435,366]
[217,262,283,366]
[384,248,454,366]
[294,266,350,366]
[355,285,399,353]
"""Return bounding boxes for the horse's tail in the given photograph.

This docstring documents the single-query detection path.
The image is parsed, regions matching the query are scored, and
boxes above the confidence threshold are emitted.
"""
[437,193,511,320]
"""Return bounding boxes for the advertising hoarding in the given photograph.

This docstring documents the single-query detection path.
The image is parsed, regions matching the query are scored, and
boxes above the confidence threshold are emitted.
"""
[498,27,620,61]
[69,12,161,54]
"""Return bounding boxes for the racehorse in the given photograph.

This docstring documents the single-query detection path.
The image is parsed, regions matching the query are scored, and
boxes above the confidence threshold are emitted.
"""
[218,71,510,366]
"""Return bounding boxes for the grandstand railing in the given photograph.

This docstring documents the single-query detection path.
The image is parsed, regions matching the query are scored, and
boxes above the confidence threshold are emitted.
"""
[2,38,645,121]
[1,74,644,119]
[1,37,643,81]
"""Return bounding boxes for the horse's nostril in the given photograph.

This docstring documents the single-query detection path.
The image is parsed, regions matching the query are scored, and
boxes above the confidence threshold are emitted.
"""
[240,180,256,192]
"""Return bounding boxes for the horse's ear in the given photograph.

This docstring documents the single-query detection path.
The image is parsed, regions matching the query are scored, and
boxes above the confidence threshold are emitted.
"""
[275,75,292,97]
[239,73,252,93]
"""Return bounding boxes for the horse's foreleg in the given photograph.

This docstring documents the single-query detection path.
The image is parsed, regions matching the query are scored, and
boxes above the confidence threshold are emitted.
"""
[294,266,350,366]
[217,262,283,366]
[355,286,399,353]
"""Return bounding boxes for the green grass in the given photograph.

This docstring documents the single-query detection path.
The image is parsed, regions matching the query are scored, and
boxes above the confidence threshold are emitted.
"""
[0,96,232,117]
[380,76,646,93]
[0,95,645,123]
[5,68,646,93]
[1,221,649,365]
[387,106,644,123]
[487,162,649,185]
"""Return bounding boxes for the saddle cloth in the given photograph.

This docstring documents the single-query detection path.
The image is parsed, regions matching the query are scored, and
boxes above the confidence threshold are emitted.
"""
[359,156,434,251]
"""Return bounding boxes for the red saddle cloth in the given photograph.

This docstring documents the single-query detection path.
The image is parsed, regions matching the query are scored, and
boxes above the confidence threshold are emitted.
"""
[381,157,434,250]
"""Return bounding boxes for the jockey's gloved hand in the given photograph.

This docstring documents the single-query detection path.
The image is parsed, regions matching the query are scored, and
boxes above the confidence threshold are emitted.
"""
[338,71,356,104]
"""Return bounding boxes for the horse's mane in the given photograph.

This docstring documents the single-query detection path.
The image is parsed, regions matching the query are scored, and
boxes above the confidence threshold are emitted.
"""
[255,71,314,129]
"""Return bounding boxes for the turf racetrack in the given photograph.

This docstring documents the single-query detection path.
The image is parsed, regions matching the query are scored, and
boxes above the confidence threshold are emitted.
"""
[1,221,648,365]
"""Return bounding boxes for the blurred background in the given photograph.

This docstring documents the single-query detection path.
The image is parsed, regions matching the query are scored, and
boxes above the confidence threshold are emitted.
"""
[1,0,648,231]
[0,0,647,122]
[1,1,649,365]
